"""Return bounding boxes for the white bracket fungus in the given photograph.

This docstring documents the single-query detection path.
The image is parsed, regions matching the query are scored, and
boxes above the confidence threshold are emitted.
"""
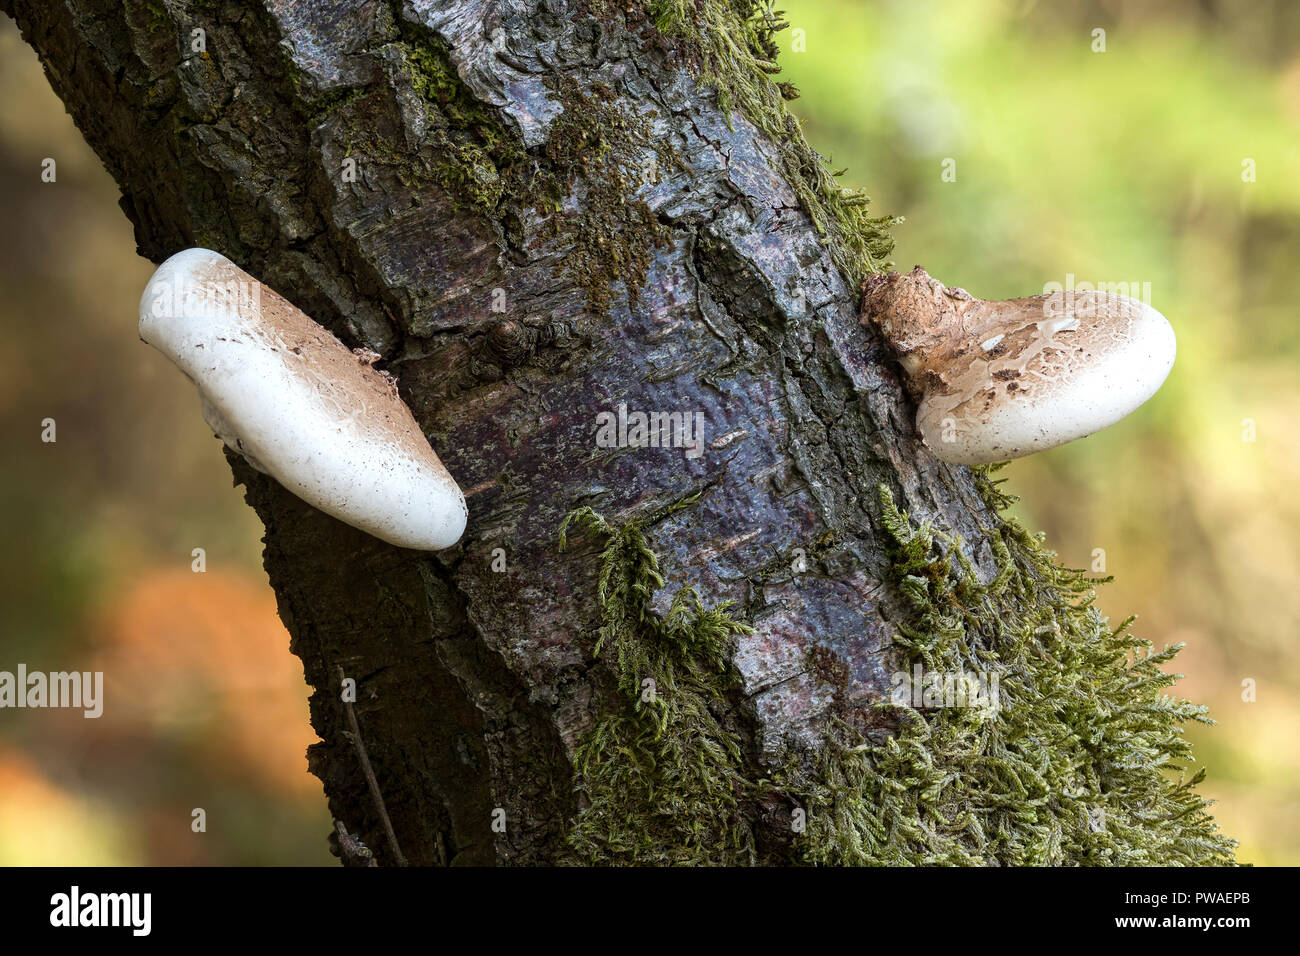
[862,266,1176,465]
[139,248,467,550]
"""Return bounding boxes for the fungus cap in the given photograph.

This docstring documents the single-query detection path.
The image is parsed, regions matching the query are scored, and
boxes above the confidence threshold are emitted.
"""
[862,267,1176,465]
[139,248,467,550]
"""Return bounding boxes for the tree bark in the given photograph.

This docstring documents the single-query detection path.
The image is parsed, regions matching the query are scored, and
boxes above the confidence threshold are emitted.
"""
[5,0,1232,866]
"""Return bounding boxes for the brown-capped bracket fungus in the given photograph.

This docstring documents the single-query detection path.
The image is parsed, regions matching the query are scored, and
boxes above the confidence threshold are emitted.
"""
[861,266,1177,464]
[139,249,467,550]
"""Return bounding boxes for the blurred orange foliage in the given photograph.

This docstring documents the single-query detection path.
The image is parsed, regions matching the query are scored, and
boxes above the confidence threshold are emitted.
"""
[93,568,320,796]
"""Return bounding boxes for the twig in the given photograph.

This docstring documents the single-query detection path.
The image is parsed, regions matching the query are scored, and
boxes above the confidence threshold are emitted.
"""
[338,665,408,866]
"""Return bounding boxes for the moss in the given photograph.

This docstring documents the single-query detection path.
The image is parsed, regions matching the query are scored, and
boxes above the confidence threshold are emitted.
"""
[307,85,369,124]
[558,504,756,864]
[649,0,899,294]
[777,478,1237,865]
[145,1,168,35]
[389,33,668,311]
[540,76,672,315]
[561,479,1236,866]
[397,36,528,212]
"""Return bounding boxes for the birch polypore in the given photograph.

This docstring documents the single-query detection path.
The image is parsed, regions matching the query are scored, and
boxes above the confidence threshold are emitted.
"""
[862,267,1176,464]
[139,248,467,550]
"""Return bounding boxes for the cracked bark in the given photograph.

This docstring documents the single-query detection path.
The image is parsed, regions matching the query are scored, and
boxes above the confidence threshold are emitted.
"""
[6,0,1009,864]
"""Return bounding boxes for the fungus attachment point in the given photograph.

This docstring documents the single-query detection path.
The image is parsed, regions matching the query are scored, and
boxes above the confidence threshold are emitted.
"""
[139,248,467,550]
[862,266,1176,465]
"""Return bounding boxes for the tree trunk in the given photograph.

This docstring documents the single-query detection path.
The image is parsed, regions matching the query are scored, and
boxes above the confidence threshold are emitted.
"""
[4,0,1233,866]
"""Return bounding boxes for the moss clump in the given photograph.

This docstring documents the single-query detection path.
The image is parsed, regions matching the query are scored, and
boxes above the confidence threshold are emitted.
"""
[649,0,898,293]
[778,480,1237,866]
[558,506,756,864]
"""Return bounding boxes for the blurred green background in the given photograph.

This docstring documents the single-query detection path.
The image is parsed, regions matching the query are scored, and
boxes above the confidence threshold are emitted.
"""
[1,0,1297,864]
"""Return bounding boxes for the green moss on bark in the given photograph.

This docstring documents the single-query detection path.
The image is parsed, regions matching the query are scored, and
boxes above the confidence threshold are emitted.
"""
[558,505,756,864]
[778,480,1236,865]
[650,0,899,293]
[389,35,669,312]
[397,36,527,212]
[561,480,1235,866]
[540,76,672,315]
